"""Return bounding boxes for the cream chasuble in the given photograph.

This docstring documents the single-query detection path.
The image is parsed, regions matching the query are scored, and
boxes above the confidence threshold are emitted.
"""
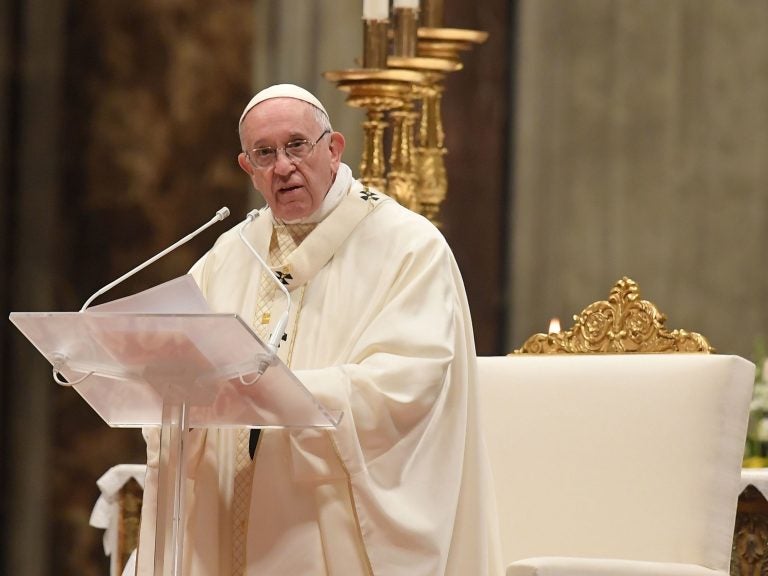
[137,166,503,576]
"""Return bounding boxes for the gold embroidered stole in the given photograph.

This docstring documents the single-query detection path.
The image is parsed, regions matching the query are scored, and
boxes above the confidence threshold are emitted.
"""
[231,222,316,575]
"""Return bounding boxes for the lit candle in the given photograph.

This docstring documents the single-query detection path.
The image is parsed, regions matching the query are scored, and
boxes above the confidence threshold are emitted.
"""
[363,0,389,20]
[548,317,561,334]
[394,0,420,7]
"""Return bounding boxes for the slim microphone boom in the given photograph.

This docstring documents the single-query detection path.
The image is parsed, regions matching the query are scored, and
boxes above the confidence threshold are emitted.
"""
[80,207,230,311]
[238,209,291,356]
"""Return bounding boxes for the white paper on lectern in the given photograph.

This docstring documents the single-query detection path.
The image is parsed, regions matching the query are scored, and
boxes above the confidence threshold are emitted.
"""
[89,275,210,314]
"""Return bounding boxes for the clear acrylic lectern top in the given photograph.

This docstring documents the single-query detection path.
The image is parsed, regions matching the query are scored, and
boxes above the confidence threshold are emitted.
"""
[9,311,341,430]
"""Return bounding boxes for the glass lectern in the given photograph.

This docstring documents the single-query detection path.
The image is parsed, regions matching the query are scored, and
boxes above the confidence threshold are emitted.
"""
[10,310,341,576]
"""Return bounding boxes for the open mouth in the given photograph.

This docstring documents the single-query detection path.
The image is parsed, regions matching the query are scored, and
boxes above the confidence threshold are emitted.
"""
[279,184,302,193]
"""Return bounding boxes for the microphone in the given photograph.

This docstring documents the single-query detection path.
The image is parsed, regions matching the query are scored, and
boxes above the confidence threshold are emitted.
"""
[238,209,292,356]
[80,207,230,311]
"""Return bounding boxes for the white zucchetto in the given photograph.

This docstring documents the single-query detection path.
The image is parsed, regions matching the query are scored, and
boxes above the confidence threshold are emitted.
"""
[239,84,329,126]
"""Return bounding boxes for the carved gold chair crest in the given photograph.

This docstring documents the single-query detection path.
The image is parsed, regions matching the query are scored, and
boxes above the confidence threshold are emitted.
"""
[514,277,713,354]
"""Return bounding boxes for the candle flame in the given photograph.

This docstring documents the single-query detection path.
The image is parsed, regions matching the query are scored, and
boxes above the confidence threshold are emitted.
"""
[548,317,561,334]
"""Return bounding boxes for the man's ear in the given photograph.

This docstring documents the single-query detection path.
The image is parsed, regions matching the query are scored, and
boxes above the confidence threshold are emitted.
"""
[237,152,254,175]
[328,131,346,169]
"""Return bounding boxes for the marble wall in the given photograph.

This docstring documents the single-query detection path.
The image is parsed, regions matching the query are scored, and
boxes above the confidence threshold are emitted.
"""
[510,0,768,356]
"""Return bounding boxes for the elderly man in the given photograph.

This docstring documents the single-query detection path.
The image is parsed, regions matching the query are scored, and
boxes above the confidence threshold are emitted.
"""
[138,84,501,576]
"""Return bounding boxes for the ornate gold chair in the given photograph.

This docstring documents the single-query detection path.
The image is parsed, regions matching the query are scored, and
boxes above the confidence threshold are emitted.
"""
[477,278,755,576]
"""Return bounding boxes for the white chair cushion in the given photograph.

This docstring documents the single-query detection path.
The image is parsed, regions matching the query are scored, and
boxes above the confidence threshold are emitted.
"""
[477,354,754,573]
[506,556,729,576]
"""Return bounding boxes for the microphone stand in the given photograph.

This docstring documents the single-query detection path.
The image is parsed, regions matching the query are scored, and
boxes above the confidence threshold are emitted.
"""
[80,207,230,312]
[238,209,292,382]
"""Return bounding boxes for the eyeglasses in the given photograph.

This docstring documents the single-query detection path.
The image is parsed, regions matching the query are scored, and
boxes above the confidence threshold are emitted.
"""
[246,129,331,169]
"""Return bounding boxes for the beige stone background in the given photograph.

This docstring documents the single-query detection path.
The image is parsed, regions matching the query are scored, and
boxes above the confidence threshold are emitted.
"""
[510,0,768,353]
[1,0,766,574]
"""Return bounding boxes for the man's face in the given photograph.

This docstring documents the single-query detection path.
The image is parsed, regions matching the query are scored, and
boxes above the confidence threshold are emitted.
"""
[237,98,345,221]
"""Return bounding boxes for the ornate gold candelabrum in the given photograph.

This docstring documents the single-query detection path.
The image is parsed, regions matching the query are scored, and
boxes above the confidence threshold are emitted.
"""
[389,54,459,223]
[325,17,425,198]
[386,7,422,211]
[412,27,487,222]
[387,91,421,211]
[323,67,424,194]
[324,2,487,224]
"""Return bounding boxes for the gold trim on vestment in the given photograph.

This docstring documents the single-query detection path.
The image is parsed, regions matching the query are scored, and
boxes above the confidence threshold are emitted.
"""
[327,431,376,576]
[285,285,307,369]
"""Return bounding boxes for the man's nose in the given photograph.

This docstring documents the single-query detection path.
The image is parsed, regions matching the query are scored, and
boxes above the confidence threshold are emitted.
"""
[273,149,295,176]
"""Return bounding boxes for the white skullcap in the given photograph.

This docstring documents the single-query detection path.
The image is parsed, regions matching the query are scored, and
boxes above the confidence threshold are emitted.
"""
[239,83,329,126]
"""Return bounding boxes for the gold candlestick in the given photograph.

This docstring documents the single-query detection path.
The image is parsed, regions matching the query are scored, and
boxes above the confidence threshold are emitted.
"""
[388,56,460,222]
[387,6,420,209]
[417,27,489,62]
[324,9,489,225]
[323,69,425,192]
[363,19,390,69]
[387,97,420,210]
[415,83,447,223]
[361,109,388,191]
[407,28,488,223]
[420,0,444,28]
[393,7,419,58]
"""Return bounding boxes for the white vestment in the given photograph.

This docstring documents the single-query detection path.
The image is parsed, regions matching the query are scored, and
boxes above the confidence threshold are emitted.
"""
[138,170,502,575]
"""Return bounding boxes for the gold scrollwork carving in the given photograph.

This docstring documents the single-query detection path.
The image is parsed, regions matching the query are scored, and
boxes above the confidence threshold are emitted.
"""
[514,277,713,354]
[117,477,144,574]
[732,486,768,576]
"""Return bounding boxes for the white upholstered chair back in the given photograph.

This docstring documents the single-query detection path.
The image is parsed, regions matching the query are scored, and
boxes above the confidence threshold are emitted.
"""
[477,279,755,576]
[477,354,754,574]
